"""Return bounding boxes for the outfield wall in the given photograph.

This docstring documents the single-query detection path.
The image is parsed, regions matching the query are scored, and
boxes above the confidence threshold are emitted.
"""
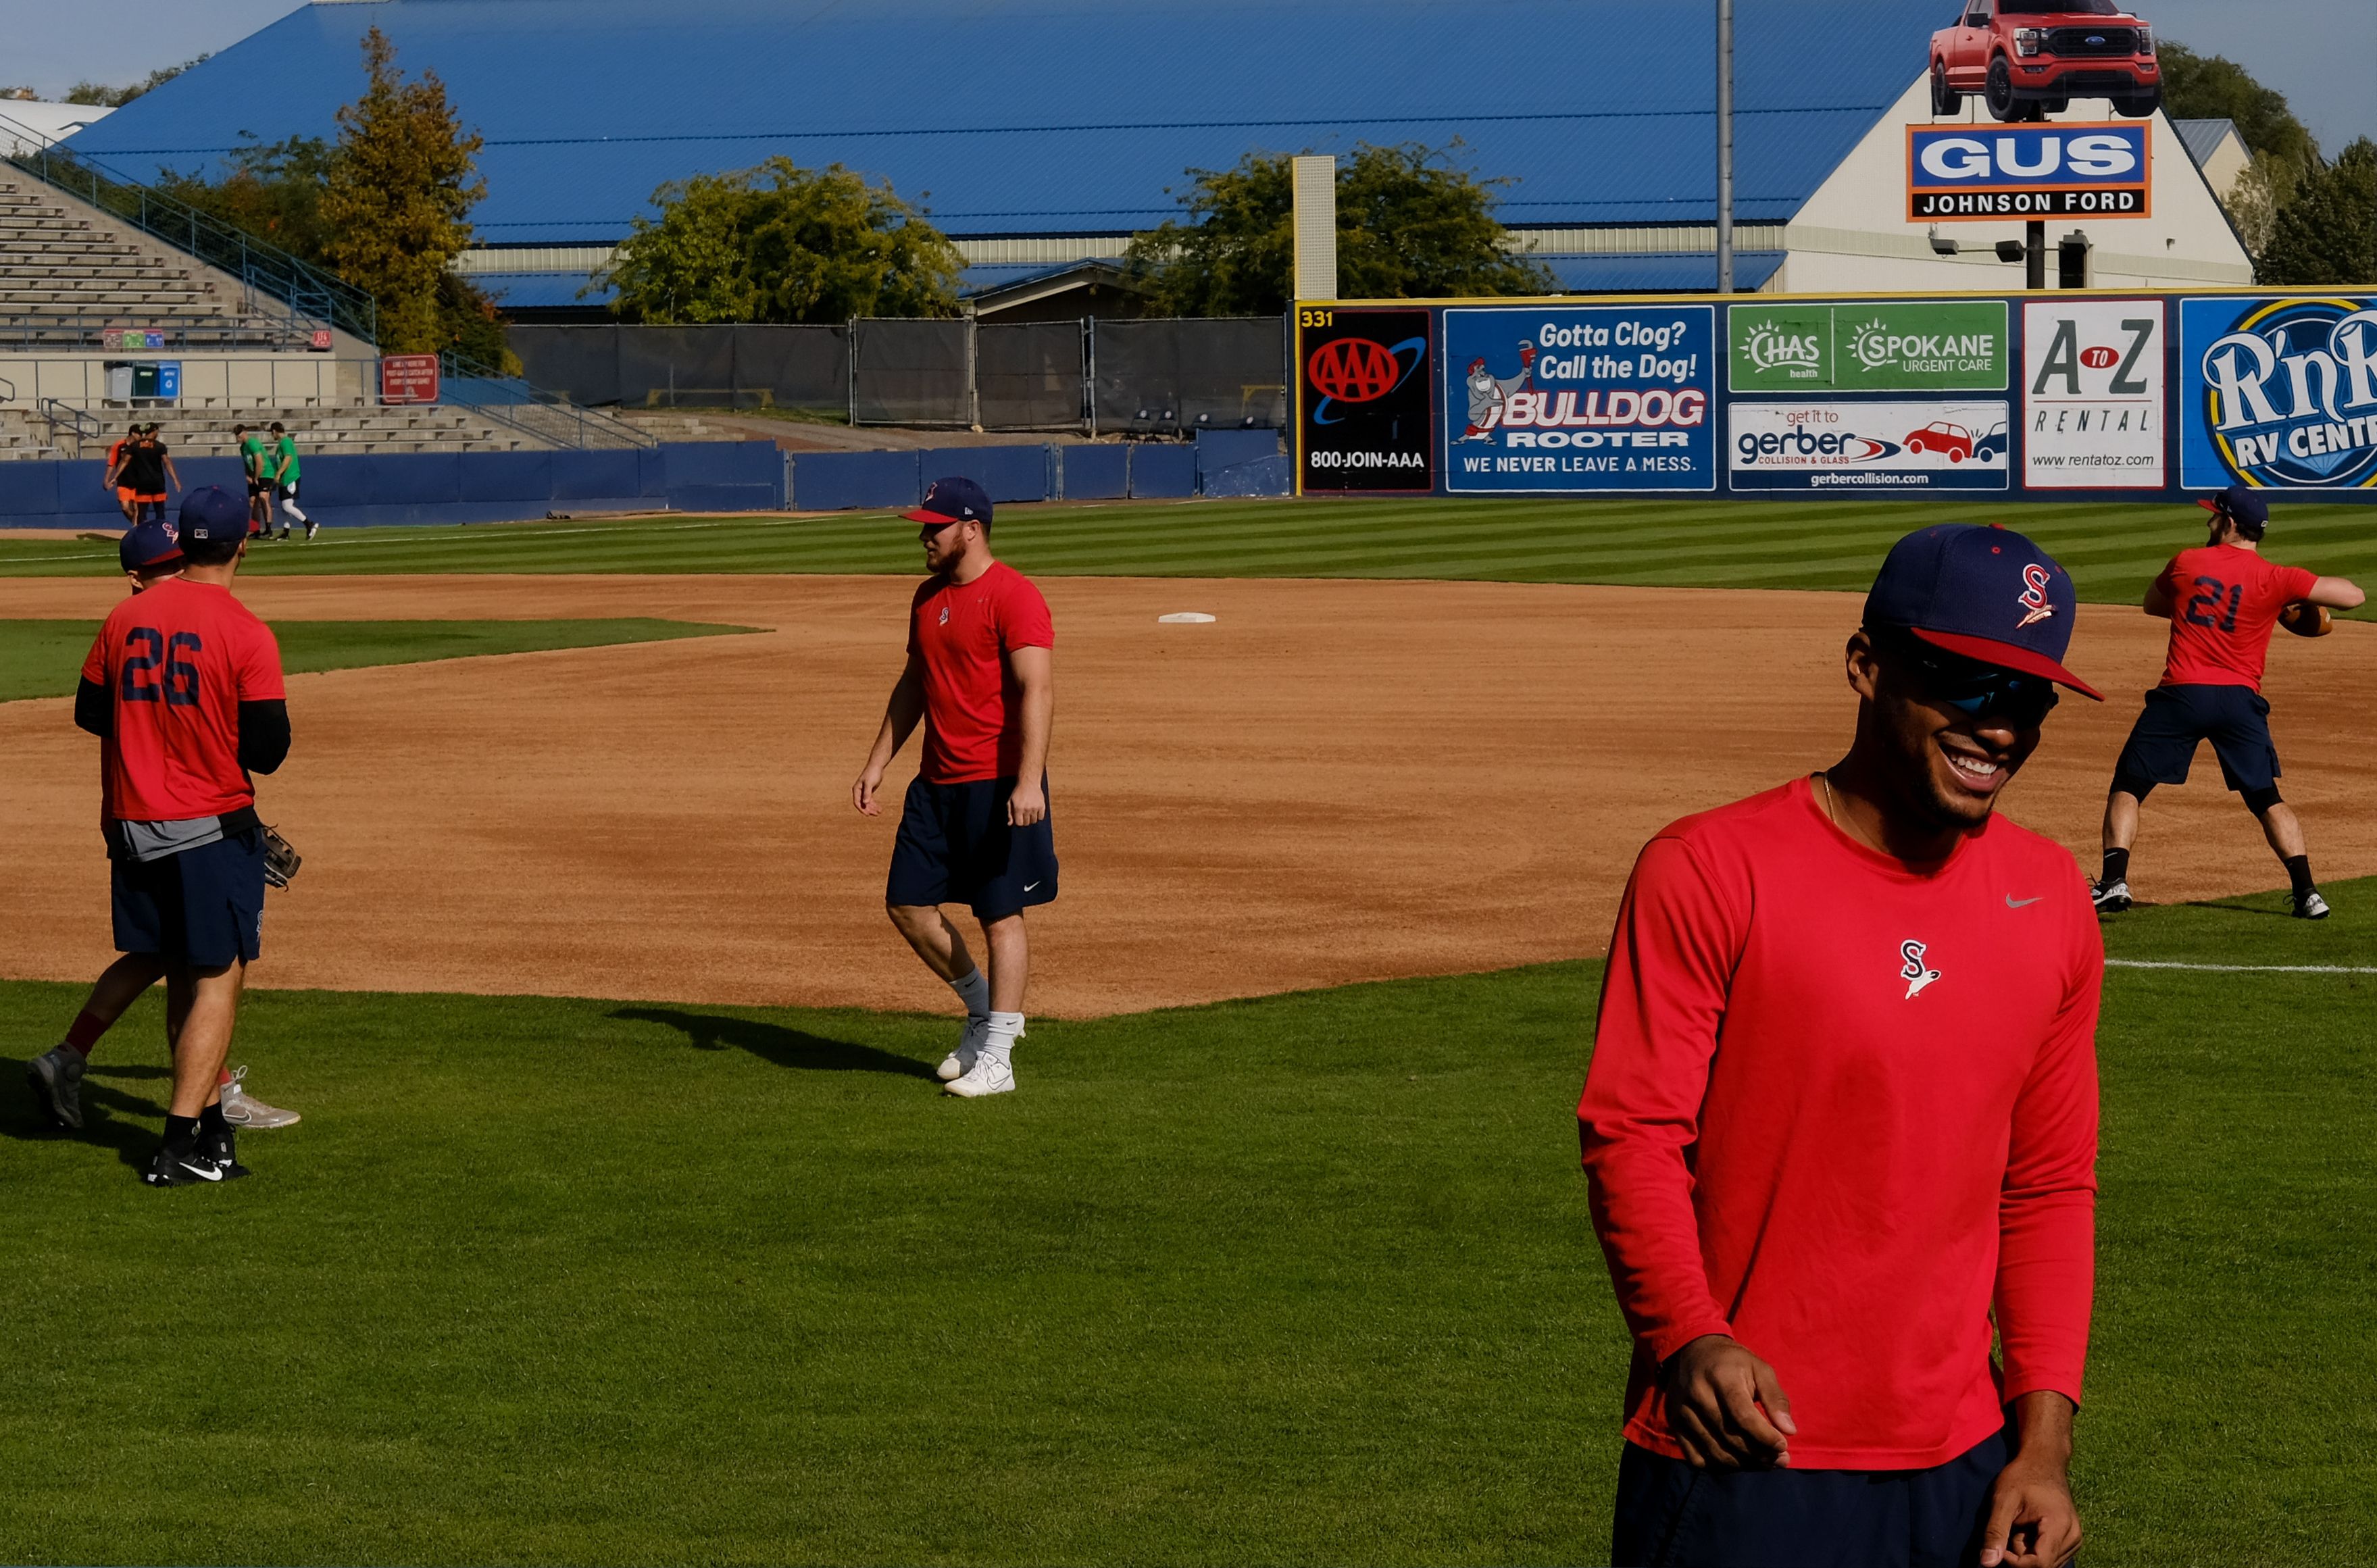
[1296,290,2377,505]
[0,430,1291,526]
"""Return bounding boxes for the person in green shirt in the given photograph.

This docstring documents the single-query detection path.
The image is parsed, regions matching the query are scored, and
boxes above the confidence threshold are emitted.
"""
[267,422,314,542]
[235,424,270,538]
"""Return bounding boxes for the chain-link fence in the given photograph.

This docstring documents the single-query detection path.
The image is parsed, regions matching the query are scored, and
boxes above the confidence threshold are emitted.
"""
[511,317,1286,434]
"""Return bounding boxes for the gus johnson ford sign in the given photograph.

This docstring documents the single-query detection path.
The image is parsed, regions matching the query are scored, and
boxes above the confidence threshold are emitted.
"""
[1907,123,2151,222]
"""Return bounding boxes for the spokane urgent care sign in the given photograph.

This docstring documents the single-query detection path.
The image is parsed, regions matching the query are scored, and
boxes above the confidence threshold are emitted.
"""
[1907,122,2150,220]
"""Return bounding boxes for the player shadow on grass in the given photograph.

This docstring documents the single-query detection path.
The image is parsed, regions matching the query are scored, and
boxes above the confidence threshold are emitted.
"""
[4,1061,169,1166]
[609,1007,941,1080]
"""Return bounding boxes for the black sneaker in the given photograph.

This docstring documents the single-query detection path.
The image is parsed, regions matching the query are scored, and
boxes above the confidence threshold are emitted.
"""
[2091,879,2132,914]
[143,1139,232,1188]
[201,1126,252,1180]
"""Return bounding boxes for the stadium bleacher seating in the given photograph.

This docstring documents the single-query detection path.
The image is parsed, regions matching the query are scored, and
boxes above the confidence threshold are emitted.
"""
[0,178,312,350]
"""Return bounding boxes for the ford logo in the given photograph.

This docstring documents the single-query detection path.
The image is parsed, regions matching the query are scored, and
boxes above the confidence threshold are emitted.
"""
[2085,33,2106,43]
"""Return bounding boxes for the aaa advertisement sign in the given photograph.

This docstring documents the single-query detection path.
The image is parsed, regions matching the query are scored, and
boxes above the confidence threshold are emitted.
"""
[2180,296,2377,492]
[1295,306,1434,493]
[2022,301,2164,490]
[1907,123,2150,221]
[1729,401,2010,491]
[1442,305,1715,492]
[1729,300,2007,393]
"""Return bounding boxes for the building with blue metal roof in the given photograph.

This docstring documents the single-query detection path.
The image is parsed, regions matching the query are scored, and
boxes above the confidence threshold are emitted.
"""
[64,0,2249,317]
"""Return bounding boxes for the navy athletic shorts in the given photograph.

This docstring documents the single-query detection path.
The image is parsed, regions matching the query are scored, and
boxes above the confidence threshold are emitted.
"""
[2113,682,2280,794]
[1611,1419,2011,1568]
[886,774,1057,920]
[111,830,266,969]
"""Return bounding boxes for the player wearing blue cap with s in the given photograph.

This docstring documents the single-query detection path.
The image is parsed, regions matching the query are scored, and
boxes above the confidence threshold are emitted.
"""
[2093,486,2366,919]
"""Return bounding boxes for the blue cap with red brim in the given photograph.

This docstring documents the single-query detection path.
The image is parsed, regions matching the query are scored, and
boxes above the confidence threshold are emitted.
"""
[1863,524,2101,699]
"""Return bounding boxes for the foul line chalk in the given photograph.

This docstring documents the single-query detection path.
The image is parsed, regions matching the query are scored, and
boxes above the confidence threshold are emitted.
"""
[1157,612,1217,624]
[2107,959,2377,976]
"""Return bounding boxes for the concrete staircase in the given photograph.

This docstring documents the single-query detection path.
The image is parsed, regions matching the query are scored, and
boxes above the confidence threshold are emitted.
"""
[0,401,530,461]
[0,178,313,349]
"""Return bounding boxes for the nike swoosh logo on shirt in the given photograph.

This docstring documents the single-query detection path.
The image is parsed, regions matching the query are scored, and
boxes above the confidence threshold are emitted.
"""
[2005,894,2043,908]
[1024,881,1041,892]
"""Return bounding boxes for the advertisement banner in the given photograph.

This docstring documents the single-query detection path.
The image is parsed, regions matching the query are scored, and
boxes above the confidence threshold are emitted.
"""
[379,353,442,405]
[2179,295,2377,492]
[1443,304,1715,492]
[1907,122,2151,221]
[1730,301,2008,393]
[1729,401,2011,491]
[2022,300,2164,489]
[1295,305,1434,493]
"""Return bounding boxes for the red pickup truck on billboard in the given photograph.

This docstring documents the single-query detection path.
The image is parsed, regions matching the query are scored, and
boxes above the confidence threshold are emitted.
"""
[1930,0,2161,122]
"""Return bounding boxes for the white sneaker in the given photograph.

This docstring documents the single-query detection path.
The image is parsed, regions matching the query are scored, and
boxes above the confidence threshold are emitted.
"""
[943,1049,1015,1098]
[2294,890,2332,920]
[26,1045,86,1130]
[937,1015,989,1082]
[220,1065,301,1129]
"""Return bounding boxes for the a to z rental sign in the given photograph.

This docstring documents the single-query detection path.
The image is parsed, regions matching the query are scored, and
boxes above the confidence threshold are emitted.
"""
[1294,290,2377,507]
[1907,123,2150,220]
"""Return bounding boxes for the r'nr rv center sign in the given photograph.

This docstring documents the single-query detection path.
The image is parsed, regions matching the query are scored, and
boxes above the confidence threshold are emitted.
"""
[1907,123,2150,221]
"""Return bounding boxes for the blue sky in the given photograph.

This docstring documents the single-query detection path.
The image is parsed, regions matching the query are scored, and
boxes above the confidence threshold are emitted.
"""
[5,0,2372,152]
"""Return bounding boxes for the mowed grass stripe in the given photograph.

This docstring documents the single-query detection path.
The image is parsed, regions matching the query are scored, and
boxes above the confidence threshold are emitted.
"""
[2,499,2372,607]
[0,618,757,703]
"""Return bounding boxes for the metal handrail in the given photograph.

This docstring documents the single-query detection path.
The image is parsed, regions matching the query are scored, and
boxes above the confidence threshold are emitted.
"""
[0,108,376,347]
[0,315,317,351]
[38,397,105,457]
[438,348,657,449]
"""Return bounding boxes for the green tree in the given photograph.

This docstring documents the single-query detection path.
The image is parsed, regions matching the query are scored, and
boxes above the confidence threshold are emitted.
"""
[63,55,208,108]
[2257,139,2377,285]
[157,135,337,259]
[1125,143,1552,316]
[320,26,486,352]
[2158,42,2320,196]
[603,157,961,323]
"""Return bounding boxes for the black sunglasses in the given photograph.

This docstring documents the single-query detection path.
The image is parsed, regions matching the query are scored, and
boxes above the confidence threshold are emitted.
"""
[1888,637,2061,728]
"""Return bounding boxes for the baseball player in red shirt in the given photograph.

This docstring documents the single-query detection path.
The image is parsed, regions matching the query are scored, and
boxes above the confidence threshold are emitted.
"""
[64,488,292,1186]
[26,516,303,1140]
[852,476,1056,1098]
[2093,484,2366,919]
[1582,525,2103,1568]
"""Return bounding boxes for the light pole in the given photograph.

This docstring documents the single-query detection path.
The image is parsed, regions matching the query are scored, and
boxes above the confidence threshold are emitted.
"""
[1716,0,1734,294]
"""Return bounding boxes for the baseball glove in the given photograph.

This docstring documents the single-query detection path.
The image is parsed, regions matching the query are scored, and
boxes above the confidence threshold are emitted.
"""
[261,824,303,888]
[2279,601,2333,638]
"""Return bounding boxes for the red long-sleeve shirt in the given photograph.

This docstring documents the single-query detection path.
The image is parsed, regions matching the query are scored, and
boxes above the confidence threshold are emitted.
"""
[1578,777,2101,1469]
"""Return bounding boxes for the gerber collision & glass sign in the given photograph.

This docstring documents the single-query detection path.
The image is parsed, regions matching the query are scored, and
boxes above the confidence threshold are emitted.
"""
[1907,122,2150,220]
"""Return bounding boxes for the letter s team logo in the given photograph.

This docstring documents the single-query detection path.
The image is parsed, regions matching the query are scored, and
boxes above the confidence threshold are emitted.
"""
[1899,939,1942,1000]
[2181,297,2377,492]
[2017,563,2054,628]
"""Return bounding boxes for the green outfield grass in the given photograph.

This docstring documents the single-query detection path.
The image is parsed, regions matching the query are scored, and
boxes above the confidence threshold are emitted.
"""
[2,882,2370,1565]
[0,618,757,703]
[1,499,2372,609]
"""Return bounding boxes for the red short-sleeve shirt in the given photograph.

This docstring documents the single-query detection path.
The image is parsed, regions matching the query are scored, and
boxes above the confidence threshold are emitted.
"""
[907,561,1053,784]
[2153,545,2318,691]
[81,578,285,821]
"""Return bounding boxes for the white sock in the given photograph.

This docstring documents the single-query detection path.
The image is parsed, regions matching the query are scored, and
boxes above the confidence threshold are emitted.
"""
[949,967,989,1019]
[986,1011,1024,1061]
[281,500,309,524]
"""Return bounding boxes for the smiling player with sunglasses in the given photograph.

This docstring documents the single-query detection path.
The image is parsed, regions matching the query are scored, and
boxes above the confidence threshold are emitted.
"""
[1582,525,2104,1568]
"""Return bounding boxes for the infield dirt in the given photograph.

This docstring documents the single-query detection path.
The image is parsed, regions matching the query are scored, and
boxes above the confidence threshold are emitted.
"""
[4,574,2371,1017]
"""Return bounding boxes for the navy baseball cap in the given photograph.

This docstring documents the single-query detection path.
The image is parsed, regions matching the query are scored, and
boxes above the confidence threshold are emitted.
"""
[178,485,247,542]
[118,519,182,573]
[2198,482,2269,531]
[905,476,992,529]
[1863,524,2101,699]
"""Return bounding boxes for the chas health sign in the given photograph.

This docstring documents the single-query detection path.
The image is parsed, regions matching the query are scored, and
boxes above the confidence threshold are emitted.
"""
[1907,122,2150,220]
[2180,295,2377,492]
[1443,305,1715,492]
[1730,300,2007,393]
[1730,401,2010,491]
